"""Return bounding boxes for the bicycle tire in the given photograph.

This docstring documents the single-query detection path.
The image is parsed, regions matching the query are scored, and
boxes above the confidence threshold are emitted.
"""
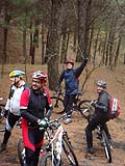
[51,96,64,114]
[78,100,92,118]
[39,152,62,166]
[39,153,52,166]
[0,120,5,133]
[62,135,79,166]
[102,130,112,163]
[0,104,5,123]
[0,104,6,132]
[17,139,26,166]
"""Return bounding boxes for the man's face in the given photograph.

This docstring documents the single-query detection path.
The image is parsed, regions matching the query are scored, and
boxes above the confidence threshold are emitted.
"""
[10,77,20,85]
[32,78,44,90]
[66,62,73,69]
[97,86,104,94]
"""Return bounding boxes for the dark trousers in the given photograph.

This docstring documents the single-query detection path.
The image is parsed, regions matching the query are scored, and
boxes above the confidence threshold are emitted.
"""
[85,111,110,148]
[25,147,41,166]
[3,112,20,145]
[64,94,76,117]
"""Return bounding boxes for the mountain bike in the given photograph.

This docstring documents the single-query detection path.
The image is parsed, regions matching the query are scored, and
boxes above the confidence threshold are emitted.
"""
[18,113,79,166]
[39,113,79,166]
[82,103,112,163]
[96,124,112,163]
[51,89,91,116]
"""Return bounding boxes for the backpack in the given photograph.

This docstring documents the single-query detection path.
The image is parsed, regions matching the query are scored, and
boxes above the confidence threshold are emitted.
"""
[109,97,121,119]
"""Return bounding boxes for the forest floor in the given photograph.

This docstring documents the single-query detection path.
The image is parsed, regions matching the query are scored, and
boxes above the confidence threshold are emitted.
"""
[0,64,125,166]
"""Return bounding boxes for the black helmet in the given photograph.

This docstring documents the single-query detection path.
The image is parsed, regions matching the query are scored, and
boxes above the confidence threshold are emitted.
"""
[96,80,107,89]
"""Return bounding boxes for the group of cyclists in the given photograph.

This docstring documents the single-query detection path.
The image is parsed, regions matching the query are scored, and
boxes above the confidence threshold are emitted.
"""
[0,53,114,166]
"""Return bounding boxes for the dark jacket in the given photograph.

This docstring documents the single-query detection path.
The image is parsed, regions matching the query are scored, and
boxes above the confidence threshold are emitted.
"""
[95,91,110,113]
[57,59,88,95]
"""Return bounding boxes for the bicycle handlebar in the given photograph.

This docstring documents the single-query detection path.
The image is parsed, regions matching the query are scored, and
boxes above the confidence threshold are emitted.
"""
[47,111,72,129]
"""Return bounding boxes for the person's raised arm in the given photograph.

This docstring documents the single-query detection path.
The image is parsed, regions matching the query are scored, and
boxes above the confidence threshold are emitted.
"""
[75,52,88,78]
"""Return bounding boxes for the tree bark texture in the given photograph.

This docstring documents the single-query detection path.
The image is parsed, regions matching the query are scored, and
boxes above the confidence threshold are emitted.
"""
[46,0,63,90]
[77,0,92,61]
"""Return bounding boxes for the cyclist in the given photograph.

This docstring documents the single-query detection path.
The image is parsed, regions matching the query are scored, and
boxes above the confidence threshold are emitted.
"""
[85,80,111,154]
[56,53,88,124]
[0,70,26,152]
[20,71,52,166]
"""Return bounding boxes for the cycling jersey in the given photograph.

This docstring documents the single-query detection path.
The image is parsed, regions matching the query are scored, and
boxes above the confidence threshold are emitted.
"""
[20,87,52,151]
[5,81,26,116]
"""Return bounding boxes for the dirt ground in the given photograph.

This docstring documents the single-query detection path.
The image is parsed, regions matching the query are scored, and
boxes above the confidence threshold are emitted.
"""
[0,64,125,166]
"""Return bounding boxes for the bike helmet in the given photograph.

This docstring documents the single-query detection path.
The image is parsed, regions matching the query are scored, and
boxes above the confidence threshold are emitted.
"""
[9,70,25,78]
[96,80,107,89]
[32,71,47,81]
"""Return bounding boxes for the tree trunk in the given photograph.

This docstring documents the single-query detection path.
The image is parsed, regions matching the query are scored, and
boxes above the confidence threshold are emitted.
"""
[88,24,94,59]
[30,20,39,64]
[60,29,70,63]
[77,0,92,61]
[46,0,63,90]
[108,17,117,68]
[3,1,10,63]
[105,32,109,66]
[23,8,28,81]
[102,31,108,65]
[41,24,46,64]
[93,26,100,66]
[114,36,121,66]
[124,53,125,64]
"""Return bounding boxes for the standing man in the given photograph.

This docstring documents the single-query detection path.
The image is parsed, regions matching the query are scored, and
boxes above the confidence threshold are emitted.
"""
[20,71,52,166]
[85,80,111,154]
[56,53,88,124]
[0,70,26,152]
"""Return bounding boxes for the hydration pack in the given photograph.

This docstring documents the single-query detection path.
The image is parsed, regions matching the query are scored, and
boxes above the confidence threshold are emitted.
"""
[109,97,121,119]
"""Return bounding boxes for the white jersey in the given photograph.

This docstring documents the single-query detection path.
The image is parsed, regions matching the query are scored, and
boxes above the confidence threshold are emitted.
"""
[5,82,26,116]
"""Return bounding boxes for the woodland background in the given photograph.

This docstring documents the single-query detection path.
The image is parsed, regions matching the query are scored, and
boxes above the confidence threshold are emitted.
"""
[0,0,125,89]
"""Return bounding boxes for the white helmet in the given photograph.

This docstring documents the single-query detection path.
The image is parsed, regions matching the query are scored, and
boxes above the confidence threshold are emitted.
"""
[32,71,47,81]
[96,80,107,89]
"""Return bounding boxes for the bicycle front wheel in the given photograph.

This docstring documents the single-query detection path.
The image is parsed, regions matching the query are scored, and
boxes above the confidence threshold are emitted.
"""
[62,135,79,166]
[51,96,64,114]
[40,153,52,166]
[39,153,62,166]
[17,139,26,166]
[102,130,112,163]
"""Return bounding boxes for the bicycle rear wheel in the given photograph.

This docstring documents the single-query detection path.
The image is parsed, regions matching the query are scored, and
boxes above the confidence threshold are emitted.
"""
[102,130,112,163]
[78,100,93,118]
[51,97,64,114]
[17,139,26,166]
[62,134,79,166]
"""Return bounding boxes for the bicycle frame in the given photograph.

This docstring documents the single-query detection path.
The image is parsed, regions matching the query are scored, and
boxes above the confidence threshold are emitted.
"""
[41,114,79,166]
[42,112,77,165]
[51,125,63,166]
